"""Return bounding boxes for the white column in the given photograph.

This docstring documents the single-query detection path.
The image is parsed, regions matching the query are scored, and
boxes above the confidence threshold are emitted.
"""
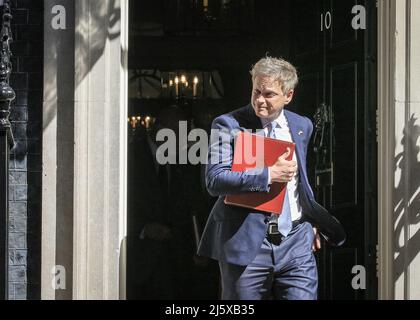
[378,0,420,300]
[393,0,409,299]
[42,0,128,300]
[73,0,128,300]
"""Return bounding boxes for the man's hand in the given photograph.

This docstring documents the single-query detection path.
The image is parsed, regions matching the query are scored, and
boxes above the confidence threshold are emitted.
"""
[312,227,321,252]
[269,148,298,183]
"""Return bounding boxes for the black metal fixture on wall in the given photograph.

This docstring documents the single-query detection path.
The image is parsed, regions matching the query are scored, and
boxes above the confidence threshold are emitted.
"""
[313,103,334,204]
[0,0,15,300]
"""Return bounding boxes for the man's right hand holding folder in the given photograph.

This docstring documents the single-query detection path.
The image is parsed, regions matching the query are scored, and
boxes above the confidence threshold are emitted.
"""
[268,148,298,184]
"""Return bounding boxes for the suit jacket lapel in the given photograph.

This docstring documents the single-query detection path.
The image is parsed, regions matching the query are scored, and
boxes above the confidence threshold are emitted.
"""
[284,110,306,176]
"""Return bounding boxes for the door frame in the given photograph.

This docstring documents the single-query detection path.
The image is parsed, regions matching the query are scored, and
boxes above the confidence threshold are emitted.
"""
[377,0,395,300]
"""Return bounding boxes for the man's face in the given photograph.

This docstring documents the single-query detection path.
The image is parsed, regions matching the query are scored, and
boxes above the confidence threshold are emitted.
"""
[251,76,294,120]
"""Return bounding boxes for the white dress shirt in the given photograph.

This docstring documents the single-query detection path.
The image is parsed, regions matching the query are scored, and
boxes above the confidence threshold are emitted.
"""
[261,110,303,222]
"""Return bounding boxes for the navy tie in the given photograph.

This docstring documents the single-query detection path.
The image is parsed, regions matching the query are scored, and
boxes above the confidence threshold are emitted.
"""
[268,121,293,237]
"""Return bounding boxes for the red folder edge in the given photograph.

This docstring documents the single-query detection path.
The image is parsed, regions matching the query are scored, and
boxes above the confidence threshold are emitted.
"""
[224,131,295,214]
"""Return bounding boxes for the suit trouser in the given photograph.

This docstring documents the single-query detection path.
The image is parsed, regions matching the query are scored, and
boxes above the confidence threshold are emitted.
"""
[219,221,318,300]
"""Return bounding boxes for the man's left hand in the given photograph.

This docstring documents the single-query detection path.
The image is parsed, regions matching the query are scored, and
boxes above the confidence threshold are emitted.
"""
[312,227,321,252]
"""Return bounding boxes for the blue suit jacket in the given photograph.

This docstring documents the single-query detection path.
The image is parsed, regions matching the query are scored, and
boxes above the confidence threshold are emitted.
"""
[198,105,345,266]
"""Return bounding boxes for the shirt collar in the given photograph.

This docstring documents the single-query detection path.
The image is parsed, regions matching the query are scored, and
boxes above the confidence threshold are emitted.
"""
[260,109,287,129]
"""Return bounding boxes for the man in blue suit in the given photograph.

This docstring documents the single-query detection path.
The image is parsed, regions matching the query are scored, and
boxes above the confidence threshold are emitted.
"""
[198,57,345,300]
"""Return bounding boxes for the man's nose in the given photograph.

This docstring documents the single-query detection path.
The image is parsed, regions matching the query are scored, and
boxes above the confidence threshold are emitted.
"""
[257,95,265,103]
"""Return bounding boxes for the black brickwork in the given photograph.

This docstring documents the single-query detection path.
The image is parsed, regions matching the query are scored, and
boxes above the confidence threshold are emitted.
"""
[8,0,43,300]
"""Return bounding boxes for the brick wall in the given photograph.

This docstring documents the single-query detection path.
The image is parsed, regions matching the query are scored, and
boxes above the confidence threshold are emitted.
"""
[8,0,43,300]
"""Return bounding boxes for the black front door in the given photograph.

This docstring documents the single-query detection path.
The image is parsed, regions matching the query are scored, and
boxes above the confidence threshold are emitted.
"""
[289,0,377,300]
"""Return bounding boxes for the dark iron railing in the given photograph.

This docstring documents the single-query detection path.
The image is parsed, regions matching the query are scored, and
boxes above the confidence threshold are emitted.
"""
[0,0,15,300]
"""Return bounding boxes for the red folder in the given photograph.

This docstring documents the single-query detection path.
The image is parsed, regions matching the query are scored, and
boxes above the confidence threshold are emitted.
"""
[224,131,295,214]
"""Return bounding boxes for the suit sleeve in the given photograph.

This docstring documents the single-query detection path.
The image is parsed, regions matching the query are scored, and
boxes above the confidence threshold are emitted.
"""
[205,115,270,197]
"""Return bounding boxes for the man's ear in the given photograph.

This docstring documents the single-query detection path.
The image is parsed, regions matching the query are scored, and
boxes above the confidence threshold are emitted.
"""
[284,90,294,105]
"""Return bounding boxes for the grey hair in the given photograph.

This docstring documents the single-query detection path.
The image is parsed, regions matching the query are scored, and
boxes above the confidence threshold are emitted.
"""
[250,57,298,94]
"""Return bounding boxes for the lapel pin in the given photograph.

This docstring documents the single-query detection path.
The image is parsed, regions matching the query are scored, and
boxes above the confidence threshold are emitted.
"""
[298,130,304,136]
